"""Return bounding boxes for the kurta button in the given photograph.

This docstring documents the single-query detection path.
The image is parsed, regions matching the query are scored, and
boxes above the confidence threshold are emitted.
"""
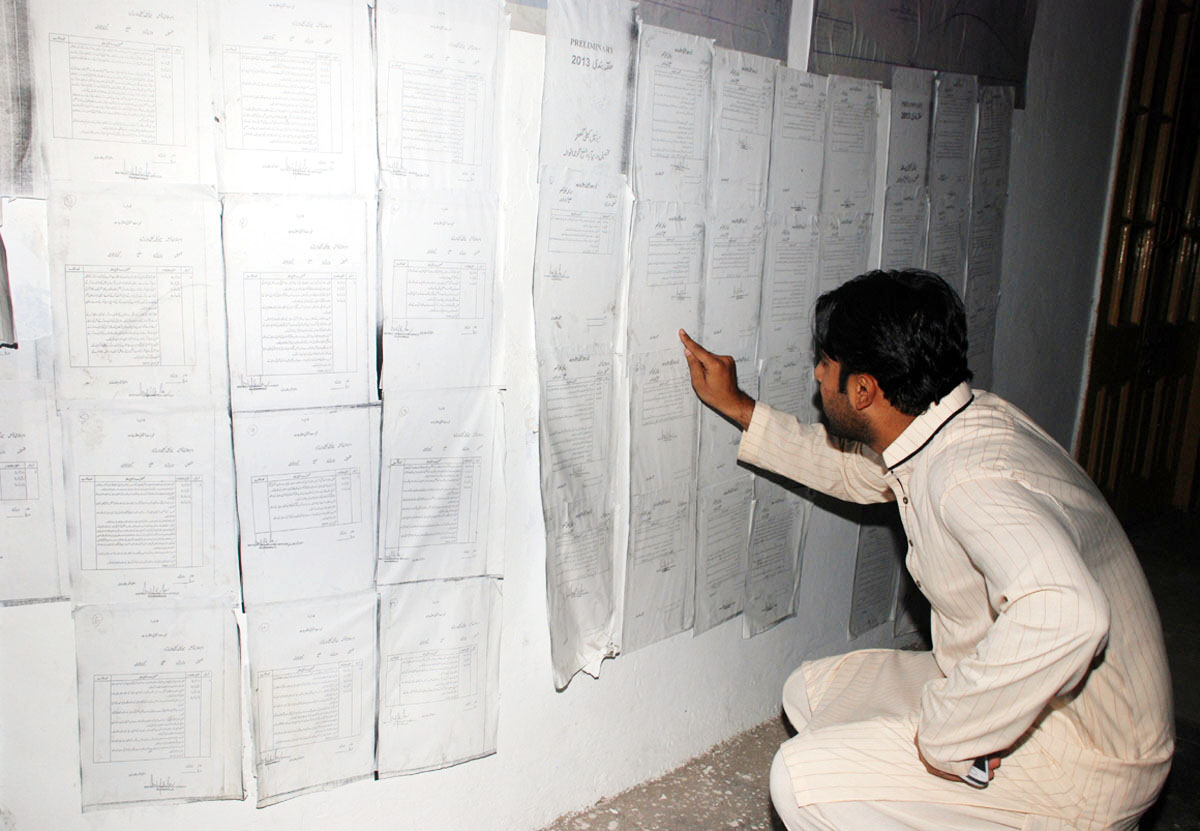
[902,497,908,504]
[915,580,922,588]
[908,540,913,548]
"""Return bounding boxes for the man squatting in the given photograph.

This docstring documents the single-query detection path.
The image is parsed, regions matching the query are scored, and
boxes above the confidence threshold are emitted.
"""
[680,269,1172,830]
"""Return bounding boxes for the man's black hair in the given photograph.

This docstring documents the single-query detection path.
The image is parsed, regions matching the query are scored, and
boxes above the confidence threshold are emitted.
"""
[813,269,973,416]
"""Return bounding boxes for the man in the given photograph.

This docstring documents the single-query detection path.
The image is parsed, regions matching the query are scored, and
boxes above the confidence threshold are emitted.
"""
[680,269,1172,830]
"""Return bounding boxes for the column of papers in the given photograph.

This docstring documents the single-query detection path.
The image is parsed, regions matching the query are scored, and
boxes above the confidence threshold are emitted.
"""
[621,24,712,653]
[744,64,815,629]
[30,0,247,807]
[535,0,640,687]
[760,67,825,360]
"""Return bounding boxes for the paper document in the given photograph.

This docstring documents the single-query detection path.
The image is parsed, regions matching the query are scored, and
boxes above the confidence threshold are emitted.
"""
[48,186,227,402]
[885,68,934,189]
[759,211,820,360]
[744,481,806,637]
[380,193,498,391]
[631,25,713,204]
[629,348,698,495]
[694,476,752,634]
[246,590,377,806]
[822,75,878,216]
[623,483,695,652]
[376,0,505,191]
[766,67,826,216]
[61,404,239,605]
[880,68,934,270]
[881,185,929,270]
[538,350,615,507]
[701,206,765,353]
[965,86,1013,388]
[533,166,631,355]
[377,577,501,776]
[544,498,618,689]
[819,212,871,293]
[223,195,376,411]
[760,354,818,425]
[233,405,379,604]
[0,381,68,604]
[540,0,637,174]
[377,388,501,584]
[213,0,374,195]
[708,48,776,208]
[627,200,704,353]
[30,0,214,184]
[926,73,977,293]
[74,600,242,810]
[849,508,904,637]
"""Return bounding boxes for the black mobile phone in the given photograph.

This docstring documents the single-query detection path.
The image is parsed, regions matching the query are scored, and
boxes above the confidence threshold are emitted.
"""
[961,756,990,788]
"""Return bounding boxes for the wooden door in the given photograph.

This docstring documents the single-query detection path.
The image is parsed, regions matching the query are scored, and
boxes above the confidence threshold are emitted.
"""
[1077,0,1200,518]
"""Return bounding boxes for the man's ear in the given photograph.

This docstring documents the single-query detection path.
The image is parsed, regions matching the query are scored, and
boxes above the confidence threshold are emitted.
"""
[849,372,880,411]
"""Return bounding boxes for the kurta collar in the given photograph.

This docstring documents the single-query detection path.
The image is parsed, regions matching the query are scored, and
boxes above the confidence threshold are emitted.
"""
[881,382,974,471]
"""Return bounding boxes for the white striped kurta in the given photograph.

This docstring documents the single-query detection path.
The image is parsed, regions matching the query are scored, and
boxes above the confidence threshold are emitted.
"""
[738,383,1173,830]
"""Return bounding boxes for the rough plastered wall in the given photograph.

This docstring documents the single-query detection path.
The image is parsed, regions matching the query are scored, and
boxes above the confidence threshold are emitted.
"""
[993,0,1139,447]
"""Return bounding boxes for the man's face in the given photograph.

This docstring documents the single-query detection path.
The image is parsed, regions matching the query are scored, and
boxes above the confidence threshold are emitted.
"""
[814,354,873,445]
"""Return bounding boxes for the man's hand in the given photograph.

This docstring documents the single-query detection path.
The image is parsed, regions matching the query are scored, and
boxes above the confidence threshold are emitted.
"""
[915,735,1001,783]
[679,329,756,430]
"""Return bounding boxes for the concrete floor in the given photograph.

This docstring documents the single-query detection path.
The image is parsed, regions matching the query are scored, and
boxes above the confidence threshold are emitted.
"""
[539,509,1200,831]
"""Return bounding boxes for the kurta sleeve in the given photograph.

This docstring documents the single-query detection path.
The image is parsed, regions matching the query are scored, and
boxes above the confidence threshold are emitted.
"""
[915,475,1111,776]
[736,402,893,503]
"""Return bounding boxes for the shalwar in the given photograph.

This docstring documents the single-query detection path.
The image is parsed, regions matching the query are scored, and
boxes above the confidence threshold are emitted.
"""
[738,383,1173,830]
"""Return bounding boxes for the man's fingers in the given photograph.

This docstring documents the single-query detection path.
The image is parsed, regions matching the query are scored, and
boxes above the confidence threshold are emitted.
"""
[681,346,706,385]
[678,329,711,362]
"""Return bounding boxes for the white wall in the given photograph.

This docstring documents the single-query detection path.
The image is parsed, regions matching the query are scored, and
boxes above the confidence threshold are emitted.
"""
[994,0,1139,447]
[0,4,1140,829]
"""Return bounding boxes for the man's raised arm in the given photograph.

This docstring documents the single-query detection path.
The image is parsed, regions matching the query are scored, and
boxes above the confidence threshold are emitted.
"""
[679,329,756,430]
